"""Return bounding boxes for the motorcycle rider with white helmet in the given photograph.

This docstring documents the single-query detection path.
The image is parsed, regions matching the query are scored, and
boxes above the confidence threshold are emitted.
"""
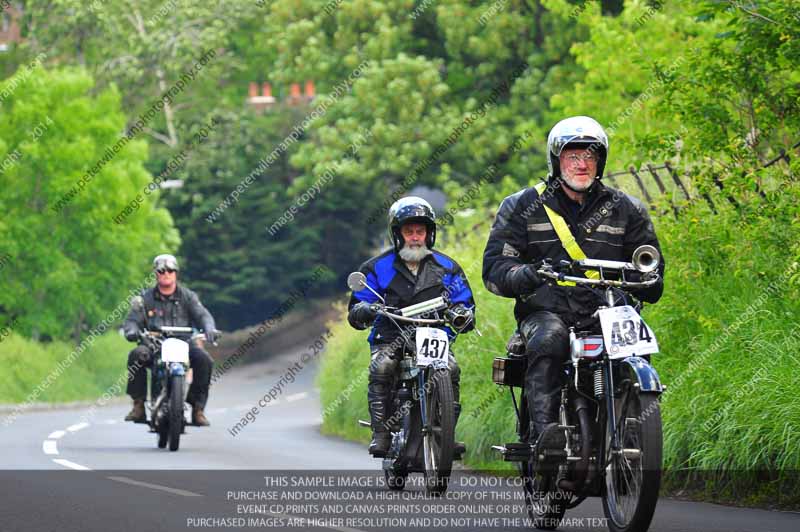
[123,254,219,426]
[482,116,665,451]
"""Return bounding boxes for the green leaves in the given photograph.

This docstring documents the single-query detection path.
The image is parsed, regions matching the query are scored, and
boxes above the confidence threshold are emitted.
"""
[0,66,178,341]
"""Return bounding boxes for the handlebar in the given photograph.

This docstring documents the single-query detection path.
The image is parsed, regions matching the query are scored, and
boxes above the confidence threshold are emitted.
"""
[159,326,194,334]
[375,307,447,325]
[537,262,661,289]
[140,327,221,342]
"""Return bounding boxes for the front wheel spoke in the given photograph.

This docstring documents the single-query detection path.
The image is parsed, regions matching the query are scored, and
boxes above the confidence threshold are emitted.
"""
[426,435,437,472]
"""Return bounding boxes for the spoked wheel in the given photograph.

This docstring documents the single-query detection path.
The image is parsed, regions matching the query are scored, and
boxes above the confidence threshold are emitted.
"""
[168,375,185,452]
[385,468,408,491]
[602,391,662,532]
[520,461,568,530]
[423,369,454,496]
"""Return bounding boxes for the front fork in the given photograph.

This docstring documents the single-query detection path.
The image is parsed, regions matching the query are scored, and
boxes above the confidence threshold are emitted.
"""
[152,363,192,426]
[418,369,428,430]
[603,357,620,456]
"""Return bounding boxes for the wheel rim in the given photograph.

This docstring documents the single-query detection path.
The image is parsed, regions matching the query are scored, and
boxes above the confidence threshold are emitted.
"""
[424,391,441,477]
[522,462,546,519]
[605,397,644,527]
[521,462,564,524]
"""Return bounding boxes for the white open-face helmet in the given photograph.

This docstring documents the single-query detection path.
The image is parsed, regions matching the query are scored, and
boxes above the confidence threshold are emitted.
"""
[152,254,179,272]
[547,116,609,179]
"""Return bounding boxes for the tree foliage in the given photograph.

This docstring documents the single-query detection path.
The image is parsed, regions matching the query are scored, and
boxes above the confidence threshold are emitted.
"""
[3,0,799,335]
[0,66,178,340]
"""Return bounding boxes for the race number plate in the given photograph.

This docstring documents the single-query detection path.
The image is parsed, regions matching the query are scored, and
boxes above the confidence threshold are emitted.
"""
[598,305,659,358]
[415,327,449,367]
[161,338,190,364]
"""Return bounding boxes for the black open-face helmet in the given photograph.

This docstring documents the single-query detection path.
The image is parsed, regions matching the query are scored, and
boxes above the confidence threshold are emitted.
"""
[388,196,436,252]
[547,115,609,180]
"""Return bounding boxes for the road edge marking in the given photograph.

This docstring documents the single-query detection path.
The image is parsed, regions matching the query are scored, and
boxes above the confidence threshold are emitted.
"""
[42,440,59,455]
[107,476,204,497]
[52,458,91,471]
[285,392,308,403]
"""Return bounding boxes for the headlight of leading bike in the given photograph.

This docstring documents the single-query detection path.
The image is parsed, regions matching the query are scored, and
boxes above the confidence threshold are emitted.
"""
[445,305,473,331]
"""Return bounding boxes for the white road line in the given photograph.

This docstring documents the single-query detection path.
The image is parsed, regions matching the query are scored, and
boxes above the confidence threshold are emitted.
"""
[103,419,119,425]
[42,440,59,455]
[66,422,90,432]
[285,392,308,403]
[52,459,91,471]
[48,430,66,439]
[107,476,203,497]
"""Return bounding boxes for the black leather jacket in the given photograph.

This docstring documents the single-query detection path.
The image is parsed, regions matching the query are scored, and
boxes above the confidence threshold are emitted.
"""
[123,284,216,341]
[482,178,665,324]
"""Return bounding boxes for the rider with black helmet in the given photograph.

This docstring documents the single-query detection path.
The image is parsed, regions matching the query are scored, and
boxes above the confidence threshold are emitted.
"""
[348,196,476,457]
[482,116,665,451]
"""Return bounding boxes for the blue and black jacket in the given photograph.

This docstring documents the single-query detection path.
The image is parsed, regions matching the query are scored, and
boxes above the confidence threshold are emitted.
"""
[347,249,476,347]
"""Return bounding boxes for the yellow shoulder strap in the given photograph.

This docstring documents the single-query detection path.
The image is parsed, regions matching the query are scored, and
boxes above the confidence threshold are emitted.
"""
[534,182,600,283]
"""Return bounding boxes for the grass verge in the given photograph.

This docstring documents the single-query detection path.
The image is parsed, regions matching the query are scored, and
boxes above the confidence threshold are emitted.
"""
[0,331,131,404]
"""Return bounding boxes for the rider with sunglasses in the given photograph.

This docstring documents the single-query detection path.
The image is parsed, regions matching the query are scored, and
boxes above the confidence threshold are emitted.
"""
[122,254,219,426]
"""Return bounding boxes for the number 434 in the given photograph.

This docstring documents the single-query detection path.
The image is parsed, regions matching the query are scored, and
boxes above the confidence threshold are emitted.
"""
[611,319,653,346]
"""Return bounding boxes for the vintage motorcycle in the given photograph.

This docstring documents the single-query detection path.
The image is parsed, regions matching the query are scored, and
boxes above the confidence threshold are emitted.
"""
[347,271,474,495]
[491,245,664,532]
[138,326,217,451]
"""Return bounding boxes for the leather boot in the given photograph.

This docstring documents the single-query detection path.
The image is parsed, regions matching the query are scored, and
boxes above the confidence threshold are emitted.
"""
[124,399,146,422]
[192,406,210,426]
[526,350,565,450]
[369,433,392,457]
[530,421,566,452]
[519,310,569,451]
[368,399,391,457]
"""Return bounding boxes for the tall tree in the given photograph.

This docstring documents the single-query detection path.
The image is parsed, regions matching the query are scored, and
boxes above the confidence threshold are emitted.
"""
[22,0,254,149]
[0,66,179,341]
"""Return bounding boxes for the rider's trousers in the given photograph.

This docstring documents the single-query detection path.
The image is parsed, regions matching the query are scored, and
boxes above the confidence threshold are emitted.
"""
[518,310,571,439]
[367,344,460,434]
[126,344,214,409]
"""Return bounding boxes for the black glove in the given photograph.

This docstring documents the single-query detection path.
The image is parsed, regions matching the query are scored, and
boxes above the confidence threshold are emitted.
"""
[124,327,140,342]
[506,264,543,295]
[136,347,153,364]
[351,301,378,327]
[205,330,220,344]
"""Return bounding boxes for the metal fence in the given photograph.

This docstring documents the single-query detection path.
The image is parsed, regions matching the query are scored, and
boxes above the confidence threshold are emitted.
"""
[603,139,799,217]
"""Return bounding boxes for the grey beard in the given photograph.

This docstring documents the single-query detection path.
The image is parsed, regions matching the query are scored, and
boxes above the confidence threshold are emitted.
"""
[563,174,596,192]
[398,245,432,263]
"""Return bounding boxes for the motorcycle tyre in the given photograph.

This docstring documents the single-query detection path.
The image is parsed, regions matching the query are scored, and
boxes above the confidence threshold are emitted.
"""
[423,369,455,496]
[601,392,662,532]
[168,375,184,452]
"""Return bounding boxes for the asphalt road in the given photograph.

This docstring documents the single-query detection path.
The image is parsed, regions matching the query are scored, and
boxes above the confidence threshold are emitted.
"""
[1,346,797,532]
